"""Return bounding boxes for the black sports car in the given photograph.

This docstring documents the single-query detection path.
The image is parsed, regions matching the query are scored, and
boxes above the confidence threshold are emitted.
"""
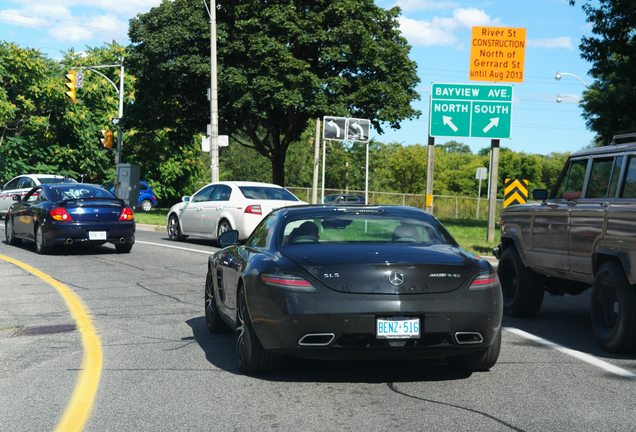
[5,183,135,254]
[206,205,502,374]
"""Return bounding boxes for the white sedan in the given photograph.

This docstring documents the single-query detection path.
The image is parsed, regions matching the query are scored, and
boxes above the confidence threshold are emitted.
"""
[0,174,76,217]
[166,181,305,242]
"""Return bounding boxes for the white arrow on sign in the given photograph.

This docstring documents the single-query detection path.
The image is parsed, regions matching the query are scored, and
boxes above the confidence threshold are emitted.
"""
[482,117,500,133]
[442,116,458,132]
[351,121,365,138]
[327,120,341,138]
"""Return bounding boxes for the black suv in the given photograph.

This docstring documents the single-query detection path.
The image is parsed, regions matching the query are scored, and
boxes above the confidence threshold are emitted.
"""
[495,133,636,353]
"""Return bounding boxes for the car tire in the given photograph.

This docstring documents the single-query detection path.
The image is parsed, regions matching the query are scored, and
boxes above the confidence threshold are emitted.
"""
[448,329,501,372]
[34,224,50,255]
[115,243,133,253]
[591,262,636,353]
[497,246,544,317]
[167,214,186,241]
[217,219,232,240]
[5,217,21,246]
[236,286,281,374]
[205,268,224,333]
[140,199,153,212]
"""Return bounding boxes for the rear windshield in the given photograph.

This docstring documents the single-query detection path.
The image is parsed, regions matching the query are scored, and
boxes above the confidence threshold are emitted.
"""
[48,185,117,201]
[38,177,77,184]
[239,186,298,201]
[282,213,453,246]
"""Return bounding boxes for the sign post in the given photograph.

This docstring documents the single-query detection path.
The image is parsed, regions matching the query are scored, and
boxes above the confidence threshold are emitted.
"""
[475,167,487,218]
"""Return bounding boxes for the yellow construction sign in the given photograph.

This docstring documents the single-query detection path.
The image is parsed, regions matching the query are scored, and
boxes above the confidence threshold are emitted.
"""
[504,178,529,208]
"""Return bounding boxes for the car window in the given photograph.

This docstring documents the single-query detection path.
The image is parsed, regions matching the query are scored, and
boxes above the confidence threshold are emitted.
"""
[4,178,20,190]
[553,159,588,200]
[48,185,117,201]
[246,214,277,248]
[192,185,215,203]
[17,177,34,189]
[282,214,449,245]
[239,186,298,201]
[586,157,623,198]
[211,184,231,201]
[37,177,76,184]
[621,156,636,198]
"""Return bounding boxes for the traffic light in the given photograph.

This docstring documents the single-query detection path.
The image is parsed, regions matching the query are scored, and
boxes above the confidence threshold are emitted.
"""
[65,70,77,103]
[101,129,113,149]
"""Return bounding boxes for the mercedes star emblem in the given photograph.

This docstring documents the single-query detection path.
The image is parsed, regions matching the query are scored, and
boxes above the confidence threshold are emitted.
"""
[389,271,404,286]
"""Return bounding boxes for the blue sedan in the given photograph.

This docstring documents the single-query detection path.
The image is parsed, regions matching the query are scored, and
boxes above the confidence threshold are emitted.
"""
[4,183,135,254]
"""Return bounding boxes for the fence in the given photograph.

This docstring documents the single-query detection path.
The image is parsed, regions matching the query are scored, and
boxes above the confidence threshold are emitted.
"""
[287,187,504,221]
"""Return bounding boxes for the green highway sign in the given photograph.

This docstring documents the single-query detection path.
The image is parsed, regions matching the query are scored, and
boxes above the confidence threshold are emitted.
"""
[429,83,513,139]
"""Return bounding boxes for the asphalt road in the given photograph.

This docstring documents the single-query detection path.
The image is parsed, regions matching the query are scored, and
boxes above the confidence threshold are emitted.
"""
[1,226,635,431]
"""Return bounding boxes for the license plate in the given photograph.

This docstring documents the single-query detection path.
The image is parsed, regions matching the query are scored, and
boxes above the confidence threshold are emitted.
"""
[88,231,107,240]
[376,317,420,339]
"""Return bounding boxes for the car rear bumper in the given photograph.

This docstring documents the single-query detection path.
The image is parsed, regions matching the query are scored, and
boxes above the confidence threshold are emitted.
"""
[246,282,502,360]
[43,221,135,245]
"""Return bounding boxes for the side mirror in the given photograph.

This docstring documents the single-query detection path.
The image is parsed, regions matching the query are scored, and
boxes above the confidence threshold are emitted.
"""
[532,189,548,201]
[182,196,191,203]
[218,229,239,248]
[12,194,21,201]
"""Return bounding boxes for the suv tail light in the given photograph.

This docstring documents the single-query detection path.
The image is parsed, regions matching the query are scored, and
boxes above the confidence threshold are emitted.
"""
[119,207,134,221]
[49,207,73,222]
[245,205,262,215]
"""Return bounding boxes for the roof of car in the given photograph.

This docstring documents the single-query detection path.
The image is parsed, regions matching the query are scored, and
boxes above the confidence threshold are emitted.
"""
[214,181,286,188]
[274,204,432,218]
[571,140,636,158]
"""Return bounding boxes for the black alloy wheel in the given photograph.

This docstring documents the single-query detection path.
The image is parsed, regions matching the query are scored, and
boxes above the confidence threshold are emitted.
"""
[167,214,186,241]
[34,224,49,255]
[216,219,232,240]
[591,262,636,353]
[236,286,280,374]
[205,268,224,333]
[497,247,544,317]
[5,218,20,245]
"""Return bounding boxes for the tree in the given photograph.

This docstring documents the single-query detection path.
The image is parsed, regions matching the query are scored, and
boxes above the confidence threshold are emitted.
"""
[438,140,472,154]
[570,0,636,143]
[128,0,420,186]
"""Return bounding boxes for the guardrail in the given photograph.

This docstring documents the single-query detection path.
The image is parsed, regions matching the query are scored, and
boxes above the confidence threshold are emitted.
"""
[287,187,505,220]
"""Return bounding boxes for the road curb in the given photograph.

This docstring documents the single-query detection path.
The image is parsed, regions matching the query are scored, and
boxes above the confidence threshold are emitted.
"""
[137,223,166,233]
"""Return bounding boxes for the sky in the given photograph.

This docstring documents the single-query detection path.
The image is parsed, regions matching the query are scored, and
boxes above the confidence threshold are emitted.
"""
[0,0,596,155]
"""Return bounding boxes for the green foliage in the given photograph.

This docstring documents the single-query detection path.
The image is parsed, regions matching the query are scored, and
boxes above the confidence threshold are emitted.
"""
[570,0,636,143]
[128,0,420,186]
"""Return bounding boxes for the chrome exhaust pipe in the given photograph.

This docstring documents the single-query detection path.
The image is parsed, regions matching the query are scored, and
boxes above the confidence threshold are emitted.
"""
[454,332,484,345]
[298,333,335,347]
[119,237,127,244]
[65,238,73,245]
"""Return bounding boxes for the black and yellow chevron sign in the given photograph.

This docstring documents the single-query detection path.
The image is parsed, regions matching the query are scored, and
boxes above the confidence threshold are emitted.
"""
[504,178,529,208]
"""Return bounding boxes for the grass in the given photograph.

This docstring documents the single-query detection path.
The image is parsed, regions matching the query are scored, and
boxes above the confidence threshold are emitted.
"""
[439,218,500,256]
[134,207,169,226]
[133,209,499,255]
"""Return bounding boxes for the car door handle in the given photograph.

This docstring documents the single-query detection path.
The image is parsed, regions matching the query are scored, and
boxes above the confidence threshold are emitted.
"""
[196,207,203,211]
[601,201,610,208]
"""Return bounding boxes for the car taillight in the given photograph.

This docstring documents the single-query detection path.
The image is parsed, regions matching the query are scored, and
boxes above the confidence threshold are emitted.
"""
[49,207,73,222]
[469,272,499,290]
[245,204,262,215]
[119,207,134,221]
[261,274,315,291]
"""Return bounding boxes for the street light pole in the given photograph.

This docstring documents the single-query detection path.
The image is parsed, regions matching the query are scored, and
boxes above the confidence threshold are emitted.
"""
[555,71,589,88]
[209,0,219,182]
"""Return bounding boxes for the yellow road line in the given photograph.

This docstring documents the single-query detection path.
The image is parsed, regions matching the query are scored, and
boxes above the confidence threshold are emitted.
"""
[0,255,102,432]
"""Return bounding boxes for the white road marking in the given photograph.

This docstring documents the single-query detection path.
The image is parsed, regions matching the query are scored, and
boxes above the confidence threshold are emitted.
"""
[136,240,214,255]
[504,327,635,378]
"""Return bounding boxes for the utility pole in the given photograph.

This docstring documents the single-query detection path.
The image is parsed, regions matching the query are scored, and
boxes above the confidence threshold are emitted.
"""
[312,118,320,204]
[115,57,124,174]
[209,0,219,182]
